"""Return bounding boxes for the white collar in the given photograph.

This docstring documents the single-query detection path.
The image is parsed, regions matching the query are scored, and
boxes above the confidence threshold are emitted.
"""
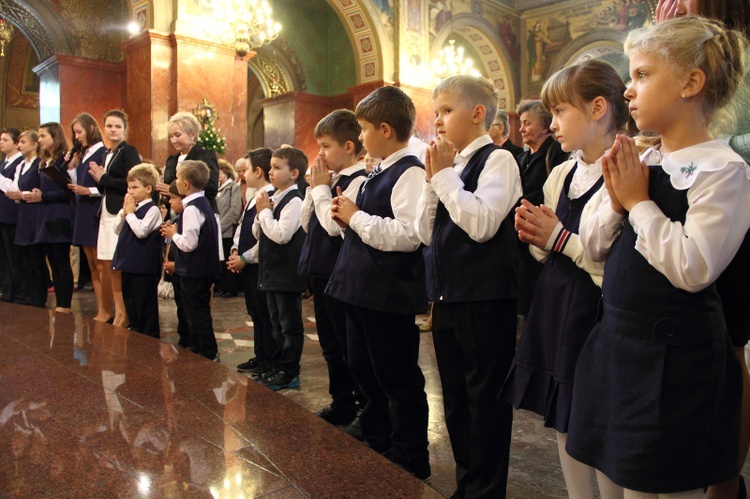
[334,163,367,179]
[271,184,298,202]
[381,147,418,170]
[135,199,153,209]
[640,139,749,190]
[455,135,494,165]
[81,142,105,163]
[181,191,205,206]
[5,151,22,164]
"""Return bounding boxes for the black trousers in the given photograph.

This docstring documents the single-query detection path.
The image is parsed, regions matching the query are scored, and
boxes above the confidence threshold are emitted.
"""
[265,290,303,376]
[18,243,48,308]
[218,237,240,293]
[432,299,517,499]
[312,277,357,407]
[345,304,429,465]
[179,275,217,359]
[122,272,160,338]
[43,242,73,308]
[240,264,273,361]
[171,274,191,347]
[0,223,27,304]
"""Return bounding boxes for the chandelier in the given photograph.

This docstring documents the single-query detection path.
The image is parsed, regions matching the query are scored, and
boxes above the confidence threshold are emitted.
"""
[430,39,481,84]
[214,0,281,57]
[0,10,13,57]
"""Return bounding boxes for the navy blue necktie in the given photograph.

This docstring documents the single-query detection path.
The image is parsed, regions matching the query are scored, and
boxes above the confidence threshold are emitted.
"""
[360,163,382,193]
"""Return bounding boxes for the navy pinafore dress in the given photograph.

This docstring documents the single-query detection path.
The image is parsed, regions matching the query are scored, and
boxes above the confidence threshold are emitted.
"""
[566,166,742,493]
[500,165,603,432]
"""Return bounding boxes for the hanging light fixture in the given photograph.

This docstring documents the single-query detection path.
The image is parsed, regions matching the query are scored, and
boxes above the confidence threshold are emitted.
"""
[214,0,282,57]
[0,7,14,58]
[430,1,481,84]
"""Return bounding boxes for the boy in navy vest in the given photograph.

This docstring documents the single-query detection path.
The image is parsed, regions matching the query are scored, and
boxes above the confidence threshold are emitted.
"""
[160,160,221,361]
[163,181,190,349]
[252,147,308,390]
[326,86,430,481]
[415,75,522,498]
[228,148,276,378]
[299,110,367,425]
[112,164,163,338]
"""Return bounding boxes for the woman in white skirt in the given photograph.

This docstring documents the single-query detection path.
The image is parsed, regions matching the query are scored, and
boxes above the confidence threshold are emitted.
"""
[88,110,141,327]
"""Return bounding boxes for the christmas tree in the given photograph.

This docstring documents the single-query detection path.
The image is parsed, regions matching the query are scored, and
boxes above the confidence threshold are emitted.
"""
[199,119,226,155]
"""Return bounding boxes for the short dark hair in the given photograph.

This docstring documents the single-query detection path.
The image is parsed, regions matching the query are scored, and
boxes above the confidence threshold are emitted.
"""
[103,109,128,129]
[247,147,273,181]
[168,180,184,197]
[1,128,21,144]
[355,86,416,142]
[272,147,308,178]
[314,109,363,155]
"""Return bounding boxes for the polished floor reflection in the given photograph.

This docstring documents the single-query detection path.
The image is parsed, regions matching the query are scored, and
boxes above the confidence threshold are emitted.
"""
[2,289,748,498]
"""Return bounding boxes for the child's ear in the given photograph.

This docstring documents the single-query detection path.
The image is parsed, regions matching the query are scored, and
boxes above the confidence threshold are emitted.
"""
[682,68,706,99]
[344,140,355,154]
[290,168,300,180]
[473,105,487,125]
[590,96,608,122]
[379,122,393,139]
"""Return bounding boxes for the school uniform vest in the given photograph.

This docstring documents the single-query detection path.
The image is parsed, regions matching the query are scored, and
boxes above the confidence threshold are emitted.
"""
[35,156,73,245]
[14,158,41,246]
[237,189,275,254]
[326,156,428,315]
[603,165,724,322]
[112,203,162,275]
[174,195,221,279]
[298,170,367,277]
[257,189,307,292]
[423,143,519,303]
[0,156,24,224]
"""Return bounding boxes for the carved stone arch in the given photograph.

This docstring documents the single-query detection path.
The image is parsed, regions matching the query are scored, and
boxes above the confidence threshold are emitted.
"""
[548,29,628,77]
[431,14,516,110]
[248,43,306,98]
[1,0,76,60]
[323,0,390,84]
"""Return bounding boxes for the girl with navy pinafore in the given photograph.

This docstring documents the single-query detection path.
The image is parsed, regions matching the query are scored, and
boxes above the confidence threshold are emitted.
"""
[9,131,44,308]
[500,59,628,499]
[67,113,108,322]
[34,124,75,313]
[567,17,750,497]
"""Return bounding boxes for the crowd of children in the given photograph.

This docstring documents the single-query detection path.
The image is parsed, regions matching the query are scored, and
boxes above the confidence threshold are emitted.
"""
[1,10,749,499]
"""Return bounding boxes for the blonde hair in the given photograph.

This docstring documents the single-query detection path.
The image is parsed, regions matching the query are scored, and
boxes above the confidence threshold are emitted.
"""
[625,16,747,128]
[541,59,631,134]
[127,163,160,189]
[168,112,201,139]
[177,160,210,189]
[433,75,499,129]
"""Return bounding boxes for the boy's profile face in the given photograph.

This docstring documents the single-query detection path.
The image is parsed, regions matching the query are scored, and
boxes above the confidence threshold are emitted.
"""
[357,119,388,159]
[433,90,478,151]
[268,157,297,189]
[243,159,255,184]
[169,193,184,214]
[316,134,353,173]
[175,173,190,196]
[127,179,152,204]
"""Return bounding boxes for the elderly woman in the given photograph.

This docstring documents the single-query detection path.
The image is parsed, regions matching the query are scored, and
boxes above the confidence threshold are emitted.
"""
[216,159,242,297]
[155,112,219,211]
[514,99,568,319]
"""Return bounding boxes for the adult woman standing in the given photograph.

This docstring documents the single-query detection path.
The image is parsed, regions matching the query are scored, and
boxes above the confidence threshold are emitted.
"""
[88,110,141,328]
[155,112,219,212]
[67,113,108,322]
[216,159,242,297]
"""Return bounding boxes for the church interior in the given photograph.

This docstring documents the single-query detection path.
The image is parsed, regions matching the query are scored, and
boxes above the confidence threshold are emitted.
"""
[2,0,749,497]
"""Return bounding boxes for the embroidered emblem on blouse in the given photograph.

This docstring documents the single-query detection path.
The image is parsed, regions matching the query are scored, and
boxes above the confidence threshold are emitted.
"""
[680,162,697,179]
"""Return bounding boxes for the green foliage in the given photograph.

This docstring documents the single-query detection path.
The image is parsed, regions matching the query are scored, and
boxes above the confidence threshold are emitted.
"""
[199,121,226,155]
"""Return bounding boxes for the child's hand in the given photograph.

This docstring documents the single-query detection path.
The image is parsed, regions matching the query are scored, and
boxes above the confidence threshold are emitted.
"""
[330,186,358,227]
[256,191,272,212]
[122,193,136,216]
[426,136,457,181]
[161,222,177,239]
[226,254,245,273]
[155,182,170,196]
[88,162,105,183]
[608,134,650,213]
[68,183,90,196]
[515,199,560,247]
[655,0,678,23]
[22,188,43,203]
[602,153,625,215]
[163,261,175,274]
[310,158,332,188]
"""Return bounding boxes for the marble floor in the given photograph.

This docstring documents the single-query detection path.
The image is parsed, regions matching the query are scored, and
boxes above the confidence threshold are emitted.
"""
[2,287,748,498]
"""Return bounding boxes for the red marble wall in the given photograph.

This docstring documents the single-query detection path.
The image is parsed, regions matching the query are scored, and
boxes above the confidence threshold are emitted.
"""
[56,55,125,138]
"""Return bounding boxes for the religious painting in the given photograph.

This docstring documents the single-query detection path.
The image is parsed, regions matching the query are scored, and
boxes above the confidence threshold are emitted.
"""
[407,0,422,34]
[498,14,520,63]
